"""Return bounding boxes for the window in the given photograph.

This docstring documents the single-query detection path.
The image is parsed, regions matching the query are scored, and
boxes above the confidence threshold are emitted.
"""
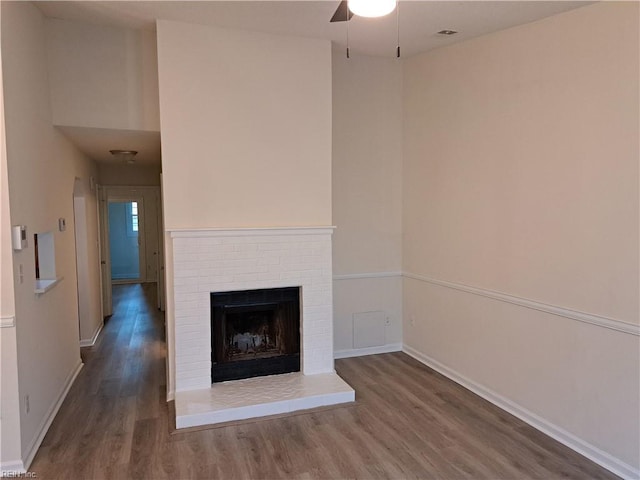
[131,202,139,232]
[126,201,139,237]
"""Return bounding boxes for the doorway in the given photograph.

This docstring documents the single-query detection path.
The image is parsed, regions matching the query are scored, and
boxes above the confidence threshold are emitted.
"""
[73,177,103,346]
[108,198,145,283]
[98,186,163,318]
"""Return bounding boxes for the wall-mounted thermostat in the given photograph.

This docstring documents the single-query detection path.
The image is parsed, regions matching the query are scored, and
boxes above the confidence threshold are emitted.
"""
[12,225,27,251]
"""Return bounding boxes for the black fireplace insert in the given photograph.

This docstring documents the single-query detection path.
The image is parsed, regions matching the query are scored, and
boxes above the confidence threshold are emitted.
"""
[210,287,301,383]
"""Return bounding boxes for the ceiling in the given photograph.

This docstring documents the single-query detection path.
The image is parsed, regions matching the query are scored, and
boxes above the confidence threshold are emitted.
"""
[39,1,592,166]
[57,126,161,166]
[36,1,591,58]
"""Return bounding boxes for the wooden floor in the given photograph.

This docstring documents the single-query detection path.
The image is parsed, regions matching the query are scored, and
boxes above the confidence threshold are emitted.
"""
[31,284,618,479]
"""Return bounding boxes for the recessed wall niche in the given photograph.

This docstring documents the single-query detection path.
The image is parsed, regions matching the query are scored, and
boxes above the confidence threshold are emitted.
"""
[34,231,60,294]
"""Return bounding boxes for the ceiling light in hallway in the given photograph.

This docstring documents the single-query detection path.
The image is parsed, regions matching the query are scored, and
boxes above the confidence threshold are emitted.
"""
[109,149,138,164]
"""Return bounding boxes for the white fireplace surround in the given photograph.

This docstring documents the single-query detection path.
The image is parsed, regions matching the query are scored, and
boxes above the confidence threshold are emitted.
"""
[171,226,339,391]
[169,226,353,428]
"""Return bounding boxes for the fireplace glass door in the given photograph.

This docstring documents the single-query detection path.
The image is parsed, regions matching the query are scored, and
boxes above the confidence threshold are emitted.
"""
[211,287,300,383]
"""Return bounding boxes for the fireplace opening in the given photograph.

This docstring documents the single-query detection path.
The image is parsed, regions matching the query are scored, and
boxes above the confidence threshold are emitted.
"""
[211,287,300,383]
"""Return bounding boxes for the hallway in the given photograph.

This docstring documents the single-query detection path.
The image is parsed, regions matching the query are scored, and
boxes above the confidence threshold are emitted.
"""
[32,284,167,478]
[30,285,616,479]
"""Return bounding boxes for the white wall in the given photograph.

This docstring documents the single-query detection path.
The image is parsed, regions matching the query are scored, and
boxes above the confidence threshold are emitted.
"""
[157,20,332,230]
[157,20,333,398]
[331,50,403,356]
[0,25,22,470]
[402,2,639,474]
[1,2,101,468]
[45,18,159,131]
[98,163,160,187]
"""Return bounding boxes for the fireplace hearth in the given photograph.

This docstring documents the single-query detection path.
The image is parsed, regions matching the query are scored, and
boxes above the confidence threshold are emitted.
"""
[171,227,354,428]
[211,287,301,383]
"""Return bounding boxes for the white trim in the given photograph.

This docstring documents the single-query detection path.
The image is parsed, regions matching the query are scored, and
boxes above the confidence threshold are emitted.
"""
[0,315,15,328]
[166,389,175,402]
[34,277,63,295]
[0,460,26,475]
[330,271,637,336]
[169,226,335,238]
[22,361,83,471]
[403,345,639,480]
[334,343,402,359]
[79,321,103,347]
[102,185,160,193]
[333,271,402,281]
[403,272,639,336]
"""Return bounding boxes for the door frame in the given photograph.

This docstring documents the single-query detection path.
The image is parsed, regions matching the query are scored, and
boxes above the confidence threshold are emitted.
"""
[97,185,164,317]
[97,185,112,317]
[107,195,147,285]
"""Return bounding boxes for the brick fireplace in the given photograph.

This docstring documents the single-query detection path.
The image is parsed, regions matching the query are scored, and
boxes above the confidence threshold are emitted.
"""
[170,227,354,428]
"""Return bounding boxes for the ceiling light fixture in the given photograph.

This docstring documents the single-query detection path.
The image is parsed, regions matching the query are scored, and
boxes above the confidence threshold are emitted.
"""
[109,149,138,164]
[348,0,396,18]
[437,29,458,36]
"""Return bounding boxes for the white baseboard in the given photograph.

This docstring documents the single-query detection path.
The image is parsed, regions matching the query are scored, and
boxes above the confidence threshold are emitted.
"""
[167,389,175,402]
[22,361,83,471]
[334,343,402,359]
[0,460,26,474]
[79,321,103,347]
[402,345,639,480]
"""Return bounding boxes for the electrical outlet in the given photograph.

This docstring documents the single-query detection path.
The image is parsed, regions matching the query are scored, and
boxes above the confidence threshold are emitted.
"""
[25,394,30,414]
[384,316,391,326]
[19,264,24,284]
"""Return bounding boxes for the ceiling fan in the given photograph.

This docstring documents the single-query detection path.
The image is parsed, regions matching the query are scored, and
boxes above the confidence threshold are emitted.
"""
[330,0,397,22]
[329,0,354,23]
[330,0,400,58]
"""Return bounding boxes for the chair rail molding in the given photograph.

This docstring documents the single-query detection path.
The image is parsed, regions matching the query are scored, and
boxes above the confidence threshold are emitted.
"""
[333,271,402,281]
[169,226,336,238]
[403,272,639,336]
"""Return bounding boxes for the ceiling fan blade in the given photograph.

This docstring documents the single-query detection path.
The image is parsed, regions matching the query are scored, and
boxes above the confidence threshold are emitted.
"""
[330,0,353,23]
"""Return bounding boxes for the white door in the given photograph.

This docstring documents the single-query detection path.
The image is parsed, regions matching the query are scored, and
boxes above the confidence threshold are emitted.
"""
[158,177,166,311]
[97,185,112,317]
[142,191,160,284]
[107,196,146,284]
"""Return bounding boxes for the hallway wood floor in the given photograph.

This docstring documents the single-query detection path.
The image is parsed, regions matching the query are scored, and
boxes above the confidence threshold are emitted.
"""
[31,284,618,479]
